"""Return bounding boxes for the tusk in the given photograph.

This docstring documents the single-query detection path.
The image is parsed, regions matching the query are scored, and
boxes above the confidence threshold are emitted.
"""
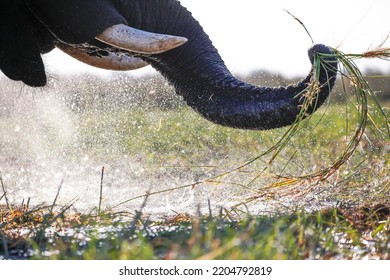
[96,24,188,54]
[55,42,148,71]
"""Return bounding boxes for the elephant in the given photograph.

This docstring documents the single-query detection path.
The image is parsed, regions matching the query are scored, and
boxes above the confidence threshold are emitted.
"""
[0,0,338,130]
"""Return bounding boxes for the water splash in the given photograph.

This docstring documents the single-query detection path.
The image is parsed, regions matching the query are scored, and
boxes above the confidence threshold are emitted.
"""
[0,74,249,217]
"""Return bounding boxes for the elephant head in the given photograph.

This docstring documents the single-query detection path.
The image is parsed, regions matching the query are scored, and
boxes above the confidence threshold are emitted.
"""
[0,0,338,130]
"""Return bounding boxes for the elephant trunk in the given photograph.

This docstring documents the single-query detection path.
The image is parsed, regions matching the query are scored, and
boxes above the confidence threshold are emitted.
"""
[122,0,338,130]
[164,44,337,130]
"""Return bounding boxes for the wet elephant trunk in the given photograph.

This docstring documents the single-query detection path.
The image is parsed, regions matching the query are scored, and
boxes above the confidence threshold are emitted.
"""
[116,0,338,130]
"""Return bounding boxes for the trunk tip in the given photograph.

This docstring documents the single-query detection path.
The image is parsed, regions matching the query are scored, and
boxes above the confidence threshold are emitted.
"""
[308,44,335,64]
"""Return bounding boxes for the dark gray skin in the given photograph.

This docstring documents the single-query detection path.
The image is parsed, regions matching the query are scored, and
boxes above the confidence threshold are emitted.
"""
[0,0,338,130]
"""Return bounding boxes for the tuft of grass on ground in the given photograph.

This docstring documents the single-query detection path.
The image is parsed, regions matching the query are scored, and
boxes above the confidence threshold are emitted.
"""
[0,203,389,260]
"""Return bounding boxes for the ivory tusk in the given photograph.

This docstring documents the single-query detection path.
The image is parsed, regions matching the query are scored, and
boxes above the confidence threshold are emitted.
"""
[95,24,188,54]
[56,42,148,71]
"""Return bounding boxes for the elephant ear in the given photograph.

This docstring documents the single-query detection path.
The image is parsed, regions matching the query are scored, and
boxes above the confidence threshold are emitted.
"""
[0,4,49,87]
[28,0,127,44]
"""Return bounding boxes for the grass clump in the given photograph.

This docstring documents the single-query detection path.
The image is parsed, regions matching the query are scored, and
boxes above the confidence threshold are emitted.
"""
[1,202,389,260]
